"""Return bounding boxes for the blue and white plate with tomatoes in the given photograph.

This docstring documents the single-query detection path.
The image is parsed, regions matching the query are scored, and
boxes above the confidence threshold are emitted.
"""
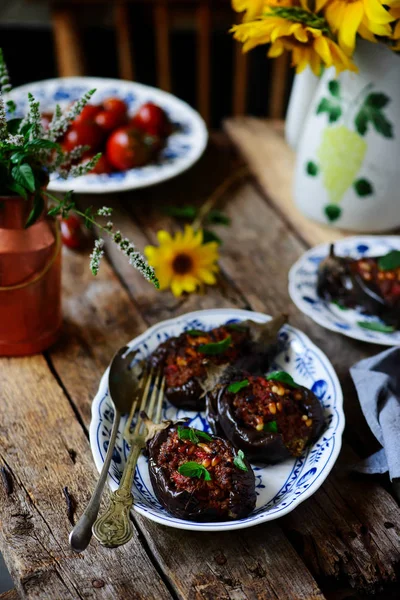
[90,308,344,532]
[8,77,208,194]
[289,236,400,346]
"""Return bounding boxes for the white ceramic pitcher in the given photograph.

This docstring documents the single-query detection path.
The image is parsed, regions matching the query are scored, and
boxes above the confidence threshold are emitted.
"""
[289,41,400,232]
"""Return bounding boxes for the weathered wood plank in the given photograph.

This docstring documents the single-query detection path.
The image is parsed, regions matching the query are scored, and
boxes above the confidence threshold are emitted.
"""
[81,138,399,594]
[45,152,327,600]
[224,118,355,246]
[0,355,172,600]
[0,589,20,600]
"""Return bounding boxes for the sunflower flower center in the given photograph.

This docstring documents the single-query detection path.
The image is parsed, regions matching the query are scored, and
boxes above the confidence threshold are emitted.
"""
[172,253,194,275]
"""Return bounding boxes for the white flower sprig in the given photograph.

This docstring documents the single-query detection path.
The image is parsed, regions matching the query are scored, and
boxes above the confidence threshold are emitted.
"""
[45,89,95,142]
[0,93,7,140]
[46,192,159,287]
[90,239,105,276]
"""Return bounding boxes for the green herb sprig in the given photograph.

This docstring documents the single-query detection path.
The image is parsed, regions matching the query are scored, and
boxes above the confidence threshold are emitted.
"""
[266,371,299,388]
[233,449,248,471]
[264,421,278,434]
[0,48,158,288]
[227,379,249,394]
[357,321,394,333]
[198,335,232,355]
[178,461,212,481]
[378,250,400,272]
[177,426,212,444]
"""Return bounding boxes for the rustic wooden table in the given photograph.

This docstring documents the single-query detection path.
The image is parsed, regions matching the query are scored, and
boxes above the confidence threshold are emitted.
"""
[0,120,399,600]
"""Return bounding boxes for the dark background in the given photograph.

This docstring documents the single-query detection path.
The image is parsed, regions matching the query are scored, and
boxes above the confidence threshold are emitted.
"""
[0,3,292,127]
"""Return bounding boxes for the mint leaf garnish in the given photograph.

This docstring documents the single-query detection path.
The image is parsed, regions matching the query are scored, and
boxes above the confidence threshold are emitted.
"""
[177,426,212,444]
[378,250,400,271]
[266,371,299,388]
[233,449,248,471]
[198,335,232,355]
[357,321,395,333]
[264,421,278,433]
[227,379,249,394]
[178,461,212,481]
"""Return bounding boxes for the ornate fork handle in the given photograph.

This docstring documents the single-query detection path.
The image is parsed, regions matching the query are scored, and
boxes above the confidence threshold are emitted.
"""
[92,443,142,548]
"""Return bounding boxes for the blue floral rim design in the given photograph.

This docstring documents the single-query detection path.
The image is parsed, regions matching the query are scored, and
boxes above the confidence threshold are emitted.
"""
[89,308,344,532]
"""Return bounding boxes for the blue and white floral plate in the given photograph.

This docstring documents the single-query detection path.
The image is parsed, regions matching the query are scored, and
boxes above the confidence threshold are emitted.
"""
[9,77,208,194]
[289,236,400,346]
[89,308,344,531]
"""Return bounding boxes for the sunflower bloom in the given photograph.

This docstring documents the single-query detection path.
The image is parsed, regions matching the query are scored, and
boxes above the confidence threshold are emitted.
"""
[232,0,295,21]
[144,226,220,297]
[231,8,357,74]
[317,0,394,55]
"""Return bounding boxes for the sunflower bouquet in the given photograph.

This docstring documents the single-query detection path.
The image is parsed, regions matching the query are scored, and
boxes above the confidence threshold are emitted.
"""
[231,0,400,75]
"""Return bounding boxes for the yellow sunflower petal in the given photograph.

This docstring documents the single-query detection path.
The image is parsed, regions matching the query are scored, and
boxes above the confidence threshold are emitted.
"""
[268,39,285,57]
[313,35,333,66]
[198,269,218,285]
[156,230,172,245]
[364,0,394,24]
[338,1,364,54]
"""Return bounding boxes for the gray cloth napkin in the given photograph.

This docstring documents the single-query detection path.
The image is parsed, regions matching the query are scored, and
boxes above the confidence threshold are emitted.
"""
[350,347,400,481]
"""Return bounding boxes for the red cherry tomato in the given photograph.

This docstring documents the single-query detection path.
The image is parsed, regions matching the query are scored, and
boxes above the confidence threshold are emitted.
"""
[62,122,103,153]
[60,215,83,249]
[94,109,127,132]
[131,102,172,138]
[73,104,102,125]
[88,153,113,174]
[41,112,53,131]
[106,127,151,171]
[102,97,128,118]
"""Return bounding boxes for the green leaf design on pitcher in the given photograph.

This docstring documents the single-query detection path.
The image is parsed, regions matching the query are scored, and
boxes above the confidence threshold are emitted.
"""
[355,93,393,138]
[354,178,373,197]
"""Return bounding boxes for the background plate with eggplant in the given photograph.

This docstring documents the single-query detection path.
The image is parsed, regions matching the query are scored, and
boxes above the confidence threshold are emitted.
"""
[90,308,344,532]
[289,236,400,346]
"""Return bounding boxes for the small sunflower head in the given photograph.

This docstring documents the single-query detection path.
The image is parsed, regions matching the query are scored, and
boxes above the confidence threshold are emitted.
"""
[144,225,220,297]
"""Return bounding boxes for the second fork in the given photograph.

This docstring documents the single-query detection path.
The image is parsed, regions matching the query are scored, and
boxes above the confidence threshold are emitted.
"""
[92,367,165,548]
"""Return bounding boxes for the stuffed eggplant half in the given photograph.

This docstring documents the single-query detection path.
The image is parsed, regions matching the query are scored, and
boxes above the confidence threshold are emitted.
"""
[206,372,324,464]
[317,245,400,328]
[146,423,256,521]
[149,315,287,410]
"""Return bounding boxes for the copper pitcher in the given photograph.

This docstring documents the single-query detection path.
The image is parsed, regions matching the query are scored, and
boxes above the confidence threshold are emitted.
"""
[0,195,62,356]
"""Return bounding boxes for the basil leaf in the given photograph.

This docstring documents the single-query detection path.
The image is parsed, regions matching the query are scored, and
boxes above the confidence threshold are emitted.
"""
[357,321,395,333]
[12,163,35,193]
[177,426,212,444]
[227,379,249,394]
[178,461,212,481]
[233,449,248,472]
[196,430,213,442]
[186,329,205,337]
[378,250,400,271]
[198,335,232,355]
[266,371,299,388]
[26,139,60,150]
[264,420,278,434]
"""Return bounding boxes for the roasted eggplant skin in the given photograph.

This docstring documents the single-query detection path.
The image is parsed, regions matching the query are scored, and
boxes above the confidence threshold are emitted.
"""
[317,245,400,327]
[146,423,256,522]
[206,375,325,464]
[149,315,287,411]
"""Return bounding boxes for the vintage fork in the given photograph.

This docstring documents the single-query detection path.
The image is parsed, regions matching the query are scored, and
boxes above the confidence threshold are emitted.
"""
[92,367,165,548]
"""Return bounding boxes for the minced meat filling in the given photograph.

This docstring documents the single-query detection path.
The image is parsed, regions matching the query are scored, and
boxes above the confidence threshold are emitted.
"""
[154,326,247,389]
[157,430,238,511]
[231,376,313,457]
[353,258,400,304]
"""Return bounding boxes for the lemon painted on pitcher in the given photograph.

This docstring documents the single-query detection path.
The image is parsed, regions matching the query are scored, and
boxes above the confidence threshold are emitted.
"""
[305,79,394,223]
